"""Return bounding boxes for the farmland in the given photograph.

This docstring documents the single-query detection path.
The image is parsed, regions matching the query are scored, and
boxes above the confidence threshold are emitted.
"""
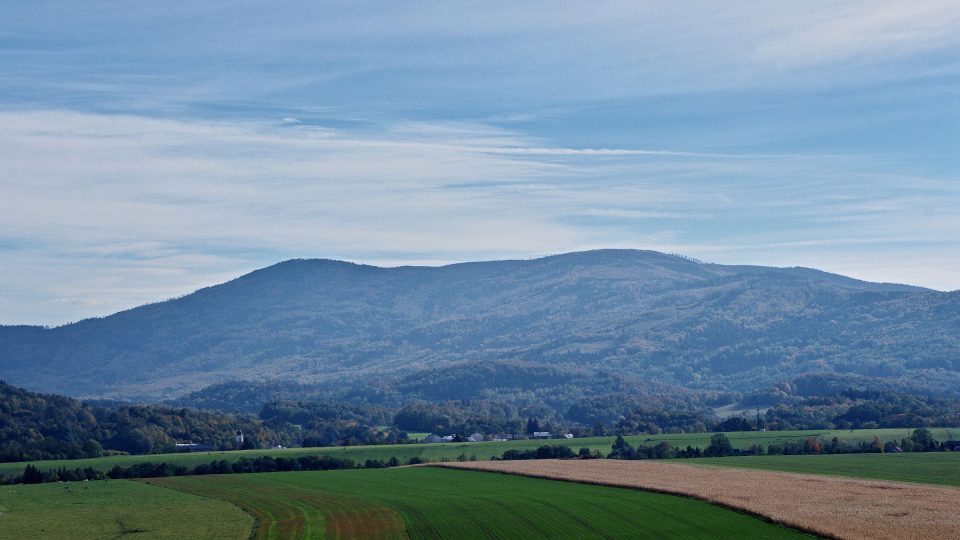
[699,451,960,487]
[448,459,960,539]
[1,435,957,538]
[151,466,811,539]
[3,427,951,479]
[0,477,251,539]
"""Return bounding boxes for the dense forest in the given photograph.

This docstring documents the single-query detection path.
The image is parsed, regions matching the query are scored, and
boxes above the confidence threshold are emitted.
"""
[0,381,285,462]
[0,382,407,462]
[4,378,960,465]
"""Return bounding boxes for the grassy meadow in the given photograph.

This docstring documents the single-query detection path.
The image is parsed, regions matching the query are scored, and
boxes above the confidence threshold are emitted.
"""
[699,451,960,487]
[151,466,813,539]
[3,427,952,479]
[0,478,251,539]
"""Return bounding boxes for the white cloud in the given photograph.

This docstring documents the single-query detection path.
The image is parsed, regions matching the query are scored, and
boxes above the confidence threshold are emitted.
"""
[754,0,960,67]
[1,109,958,325]
[5,1,960,114]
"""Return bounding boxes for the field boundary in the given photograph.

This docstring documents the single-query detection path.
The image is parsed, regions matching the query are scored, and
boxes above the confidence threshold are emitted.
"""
[4,427,956,483]
[428,462,826,539]
[438,460,960,539]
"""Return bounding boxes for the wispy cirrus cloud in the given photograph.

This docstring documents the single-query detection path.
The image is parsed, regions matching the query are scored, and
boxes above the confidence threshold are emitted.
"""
[753,0,960,66]
[4,1,960,113]
[1,2,959,324]
[1,109,958,325]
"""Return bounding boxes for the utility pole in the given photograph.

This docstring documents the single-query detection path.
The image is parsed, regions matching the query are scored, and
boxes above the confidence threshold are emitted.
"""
[755,398,762,431]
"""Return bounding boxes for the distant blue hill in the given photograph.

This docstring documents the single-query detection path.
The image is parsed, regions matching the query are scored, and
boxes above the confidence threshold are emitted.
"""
[0,249,957,404]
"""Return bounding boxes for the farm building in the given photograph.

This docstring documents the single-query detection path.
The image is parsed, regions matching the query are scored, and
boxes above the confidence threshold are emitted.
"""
[423,434,442,443]
[174,442,213,452]
[468,433,484,442]
[532,431,552,439]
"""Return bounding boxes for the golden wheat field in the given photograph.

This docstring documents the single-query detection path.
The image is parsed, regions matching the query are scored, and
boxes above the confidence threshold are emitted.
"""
[440,459,960,540]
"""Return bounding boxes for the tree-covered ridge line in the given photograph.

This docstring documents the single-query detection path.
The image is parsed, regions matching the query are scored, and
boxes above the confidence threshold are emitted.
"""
[0,382,407,462]
[181,381,960,438]
[0,380,276,462]
[4,377,960,468]
[2,250,957,402]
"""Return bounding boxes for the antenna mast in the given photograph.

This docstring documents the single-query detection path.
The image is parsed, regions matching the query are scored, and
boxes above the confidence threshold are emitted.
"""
[755,397,762,431]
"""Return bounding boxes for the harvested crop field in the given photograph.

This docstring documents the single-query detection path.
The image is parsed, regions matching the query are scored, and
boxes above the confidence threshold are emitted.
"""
[440,459,960,540]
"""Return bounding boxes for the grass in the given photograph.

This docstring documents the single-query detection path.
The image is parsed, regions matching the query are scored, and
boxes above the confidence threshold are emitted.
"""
[152,466,813,539]
[3,427,952,479]
[0,479,251,539]
[449,459,960,539]
[698,451,960,488]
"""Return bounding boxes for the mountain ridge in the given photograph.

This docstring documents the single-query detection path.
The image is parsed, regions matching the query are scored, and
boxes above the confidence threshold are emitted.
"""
[1,249,957,403]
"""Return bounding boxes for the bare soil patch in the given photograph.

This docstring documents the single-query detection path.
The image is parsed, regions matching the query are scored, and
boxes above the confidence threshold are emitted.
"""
[439,459,960,539]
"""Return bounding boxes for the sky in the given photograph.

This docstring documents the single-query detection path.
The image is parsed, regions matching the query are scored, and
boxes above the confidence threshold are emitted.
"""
[1,1,959,325]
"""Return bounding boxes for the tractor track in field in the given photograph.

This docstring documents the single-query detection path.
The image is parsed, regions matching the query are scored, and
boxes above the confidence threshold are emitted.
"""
[147,475,407,540]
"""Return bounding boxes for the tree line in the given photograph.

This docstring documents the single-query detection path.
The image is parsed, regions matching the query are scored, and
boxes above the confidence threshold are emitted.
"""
[5,376,960,466]
[0,382,408,462]
[7,428,956,485]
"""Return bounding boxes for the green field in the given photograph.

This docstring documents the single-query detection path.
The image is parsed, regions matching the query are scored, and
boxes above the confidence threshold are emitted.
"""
[6,449,956,539]
[0,478,251,539]
[151,466,813,539]
[3,427,951,479]
[699,451,960,487]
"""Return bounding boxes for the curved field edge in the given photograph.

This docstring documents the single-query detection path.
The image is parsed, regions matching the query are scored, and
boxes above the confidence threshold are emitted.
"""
[152,467,812,539]
[695,452,960,487]
[2,427,950,478]
[0,478,252,539]
[146,474,406,540]
[442,459,960,540]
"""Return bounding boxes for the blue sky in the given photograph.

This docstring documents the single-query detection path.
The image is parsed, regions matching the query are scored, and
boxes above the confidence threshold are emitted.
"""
[1,1,959,325]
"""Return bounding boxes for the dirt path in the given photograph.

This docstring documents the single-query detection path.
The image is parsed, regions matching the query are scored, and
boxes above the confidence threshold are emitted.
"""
[438,459,960,540]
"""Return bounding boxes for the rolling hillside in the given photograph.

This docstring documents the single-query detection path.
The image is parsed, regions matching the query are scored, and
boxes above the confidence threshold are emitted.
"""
[1,249,958,402]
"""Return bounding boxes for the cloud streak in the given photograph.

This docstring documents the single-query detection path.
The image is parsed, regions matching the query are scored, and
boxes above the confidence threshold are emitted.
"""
[1,2,958,324]
[1,110,958,324]
[4,1,960,113]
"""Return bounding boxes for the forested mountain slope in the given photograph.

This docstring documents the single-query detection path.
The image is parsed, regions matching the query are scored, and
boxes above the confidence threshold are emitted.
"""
[1,250,957,402]
[0,381,280,462]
